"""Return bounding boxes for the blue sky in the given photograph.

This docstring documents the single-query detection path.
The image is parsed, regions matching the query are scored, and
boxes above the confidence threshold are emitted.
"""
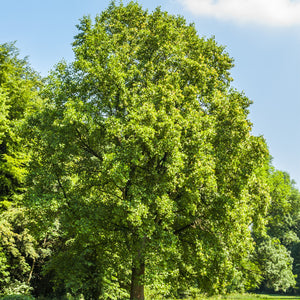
[1,0,300,186]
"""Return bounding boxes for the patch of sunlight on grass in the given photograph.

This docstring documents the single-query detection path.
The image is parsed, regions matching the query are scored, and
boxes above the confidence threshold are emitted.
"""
[193,294,300,300]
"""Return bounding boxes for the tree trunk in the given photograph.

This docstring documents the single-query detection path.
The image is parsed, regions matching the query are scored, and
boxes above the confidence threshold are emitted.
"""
[130,261,145,300]
[130,239,145,300]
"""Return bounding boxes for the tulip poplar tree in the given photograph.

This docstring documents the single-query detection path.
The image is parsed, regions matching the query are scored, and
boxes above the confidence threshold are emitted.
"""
[26,2,269,299]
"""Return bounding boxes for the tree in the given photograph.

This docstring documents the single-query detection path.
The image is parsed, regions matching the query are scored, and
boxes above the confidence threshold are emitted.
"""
[255,237,295,292]
[0,42,40,209]
[26,2,269,299]
[249,165,300,294]
[259,168,300,292]
[0,42,40,295]
[267,169,300,246]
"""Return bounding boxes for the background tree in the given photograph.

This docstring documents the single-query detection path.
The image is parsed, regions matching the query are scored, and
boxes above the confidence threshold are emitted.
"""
[267,169,300,246]
[26,2,269,299]
[253,167,300,293]
[254,237,295,293]
[0,43,40,296]
[0,43,39,209]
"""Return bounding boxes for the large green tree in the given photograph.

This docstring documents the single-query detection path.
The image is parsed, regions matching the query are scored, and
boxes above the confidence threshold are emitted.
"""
[26,2,269,299]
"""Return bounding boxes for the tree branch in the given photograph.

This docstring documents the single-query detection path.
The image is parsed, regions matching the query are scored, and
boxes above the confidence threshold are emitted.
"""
[75,127,103,161]
[174,221,196,234]
[174,218,209,234]
[57,175,68,200]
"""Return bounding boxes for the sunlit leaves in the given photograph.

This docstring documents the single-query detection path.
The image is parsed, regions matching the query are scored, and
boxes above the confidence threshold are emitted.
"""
[26,2,270,297]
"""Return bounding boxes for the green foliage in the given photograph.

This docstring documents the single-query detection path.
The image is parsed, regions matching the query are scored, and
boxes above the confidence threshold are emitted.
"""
[0,42,40,209]
[266,169,300,292]
[0,207,38,295]
[266,169,300,246]
[0,247,9,287]
[41,234,130,299]
[255,237,295,292]
[1,281,33,297]
[1,2,299,299]
[25,2,270,298]
[0,42,40,297]
[251,166,300,293]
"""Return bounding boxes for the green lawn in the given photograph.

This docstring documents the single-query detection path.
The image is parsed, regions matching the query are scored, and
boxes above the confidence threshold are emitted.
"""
[204,295,300,300]
[1,294,300,300]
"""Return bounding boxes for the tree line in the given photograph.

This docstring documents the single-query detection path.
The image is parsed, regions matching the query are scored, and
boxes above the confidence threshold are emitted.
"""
[0,2,300,299]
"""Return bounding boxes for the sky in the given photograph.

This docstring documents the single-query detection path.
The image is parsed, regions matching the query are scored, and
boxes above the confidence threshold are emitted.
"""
[1,0,300,187]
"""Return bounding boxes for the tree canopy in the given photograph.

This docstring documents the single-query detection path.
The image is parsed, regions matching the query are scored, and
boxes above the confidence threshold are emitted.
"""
[25,2,270,299]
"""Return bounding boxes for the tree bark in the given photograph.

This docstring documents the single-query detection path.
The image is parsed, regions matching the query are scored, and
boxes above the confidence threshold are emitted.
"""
[130,261,145,300]
[27,258,35,284]
[130,240,145,300]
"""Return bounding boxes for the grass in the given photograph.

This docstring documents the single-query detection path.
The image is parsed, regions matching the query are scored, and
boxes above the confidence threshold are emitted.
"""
[204,294,300,300]
[1,294,300,300]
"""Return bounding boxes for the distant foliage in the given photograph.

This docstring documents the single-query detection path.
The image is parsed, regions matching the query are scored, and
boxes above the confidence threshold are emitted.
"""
[255,237,295,292]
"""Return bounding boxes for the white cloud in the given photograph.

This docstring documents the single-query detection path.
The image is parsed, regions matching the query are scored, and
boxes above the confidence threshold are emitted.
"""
[178,0,300,27]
